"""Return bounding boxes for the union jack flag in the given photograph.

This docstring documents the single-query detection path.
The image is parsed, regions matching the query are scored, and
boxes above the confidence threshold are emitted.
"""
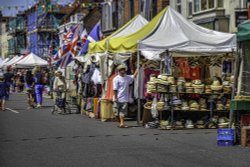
[70,25,81,57]
[48,42,53,66]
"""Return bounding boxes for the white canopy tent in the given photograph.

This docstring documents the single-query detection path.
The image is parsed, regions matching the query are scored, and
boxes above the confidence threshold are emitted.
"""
[3,56,24,68]
[15,53,48,68]
[111,15,148,39]
[139,7,236,57]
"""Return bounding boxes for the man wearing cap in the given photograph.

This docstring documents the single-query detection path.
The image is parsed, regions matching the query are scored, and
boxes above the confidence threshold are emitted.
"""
[113,64,137,128]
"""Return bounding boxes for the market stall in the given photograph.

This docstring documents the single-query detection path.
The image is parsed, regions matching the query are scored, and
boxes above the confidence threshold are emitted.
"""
[230,20,250,146]
[15,53,48,68]
[3,56,24,69]
[136,7,237,129]
[76,15,149,121]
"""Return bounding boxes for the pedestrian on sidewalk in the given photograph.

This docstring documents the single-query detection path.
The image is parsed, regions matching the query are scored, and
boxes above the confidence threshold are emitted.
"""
[3,67,14,97]
[113,64,137,128]
[33,66,45,108]
[25,70,35,109]
[0,75,9,111]
[53,71,67,114]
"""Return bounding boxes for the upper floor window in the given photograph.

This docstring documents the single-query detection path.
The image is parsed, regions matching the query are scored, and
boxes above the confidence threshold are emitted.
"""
[140,0,155,20]
[101,1,114,32]
[188,1,193,16]
[176,0,182,13]
[217,0,224,8]
[194,0,215,13]
[129,0,134,19]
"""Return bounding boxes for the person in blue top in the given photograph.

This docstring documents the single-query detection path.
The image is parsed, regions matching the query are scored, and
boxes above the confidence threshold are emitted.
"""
[33,66,45,108]
[0,75,9,111]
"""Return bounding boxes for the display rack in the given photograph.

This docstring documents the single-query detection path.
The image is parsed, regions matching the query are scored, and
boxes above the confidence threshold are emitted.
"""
[155,85,232,129]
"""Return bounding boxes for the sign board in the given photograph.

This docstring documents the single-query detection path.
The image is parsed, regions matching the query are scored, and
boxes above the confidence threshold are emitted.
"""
[235,11,248,27]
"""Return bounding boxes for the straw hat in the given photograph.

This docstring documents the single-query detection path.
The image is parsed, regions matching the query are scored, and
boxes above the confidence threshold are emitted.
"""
[181,101,189,110]
[185,120,194,129]
[149,75,157,82]
[185,82,192,87]
[175,121,184,129]
[157,101,165,111]
[211,80,223,91]
[196,120,205,128]
[189,100,200,110]
[216,101,224,110]
[117,64,127,71]
[186,87,194,93]
[208,122,217,129]
[169,85,177,93]
[168,76,175,85]
[223,86,232,94]
[205,85,212,94]
[172,96,182,105]
[158,74,168,81]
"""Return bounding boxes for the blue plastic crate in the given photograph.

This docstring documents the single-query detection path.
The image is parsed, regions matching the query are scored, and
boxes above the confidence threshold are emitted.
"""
[217,128,234,135]
[217,134,234,141]
[217,140,234,146]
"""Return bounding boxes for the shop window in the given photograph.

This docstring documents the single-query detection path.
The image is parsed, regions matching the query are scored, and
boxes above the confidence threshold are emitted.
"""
[217,0,223,8]
[176,0,182,13]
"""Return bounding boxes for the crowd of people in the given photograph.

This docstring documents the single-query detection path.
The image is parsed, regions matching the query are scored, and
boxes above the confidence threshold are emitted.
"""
[0,66,67,112]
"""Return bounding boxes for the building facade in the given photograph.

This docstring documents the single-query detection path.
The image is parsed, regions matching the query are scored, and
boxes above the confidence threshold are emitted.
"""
[0,13,12,59]
[26,0,73,59]
[7,13,27,56]
[170,0,249,33]
[101,0,169,35]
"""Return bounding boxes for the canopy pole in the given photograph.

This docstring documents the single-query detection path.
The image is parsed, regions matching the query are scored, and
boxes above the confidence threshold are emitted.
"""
[229,49,240,127]
[137,42,141,126]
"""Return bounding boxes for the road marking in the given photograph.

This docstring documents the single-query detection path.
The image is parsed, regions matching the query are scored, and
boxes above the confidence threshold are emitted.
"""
[6,108,19,114]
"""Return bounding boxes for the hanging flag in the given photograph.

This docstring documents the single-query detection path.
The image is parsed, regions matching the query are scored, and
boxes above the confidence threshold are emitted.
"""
[79,21,103,55]
[59,53,73,68]
[80,29,88,45]
[48,42,53,66]
[70,25,81,57]
[57,26,75,59]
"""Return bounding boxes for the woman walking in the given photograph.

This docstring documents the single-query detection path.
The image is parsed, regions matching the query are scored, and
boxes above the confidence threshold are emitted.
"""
[33,66,45,108]
[25,70,35,109]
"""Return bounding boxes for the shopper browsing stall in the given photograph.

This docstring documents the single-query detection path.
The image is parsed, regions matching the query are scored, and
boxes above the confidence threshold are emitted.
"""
[113,64,137,128]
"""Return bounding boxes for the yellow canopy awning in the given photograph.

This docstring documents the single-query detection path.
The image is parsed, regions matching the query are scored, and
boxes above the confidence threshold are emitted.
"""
[88,14,148,54]
[108,7,167,53]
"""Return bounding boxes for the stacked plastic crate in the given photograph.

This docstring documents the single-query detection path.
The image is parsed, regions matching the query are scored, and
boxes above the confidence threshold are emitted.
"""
[217,128,235,146]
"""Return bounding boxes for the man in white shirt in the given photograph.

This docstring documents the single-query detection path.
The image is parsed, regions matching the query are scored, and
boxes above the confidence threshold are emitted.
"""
[113,64,137,128]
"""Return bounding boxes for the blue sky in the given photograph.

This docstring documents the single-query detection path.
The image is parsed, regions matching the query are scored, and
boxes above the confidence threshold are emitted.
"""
[0,0,73,16]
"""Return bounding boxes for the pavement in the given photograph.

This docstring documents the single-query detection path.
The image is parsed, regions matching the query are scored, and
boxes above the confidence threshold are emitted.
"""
[0,93,250,167]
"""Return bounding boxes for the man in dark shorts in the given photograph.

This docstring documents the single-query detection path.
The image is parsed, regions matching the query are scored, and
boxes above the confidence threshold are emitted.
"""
[4,67,14,98]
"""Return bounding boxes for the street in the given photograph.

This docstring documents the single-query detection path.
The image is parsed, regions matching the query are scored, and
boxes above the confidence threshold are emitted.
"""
[0,93,249,167]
